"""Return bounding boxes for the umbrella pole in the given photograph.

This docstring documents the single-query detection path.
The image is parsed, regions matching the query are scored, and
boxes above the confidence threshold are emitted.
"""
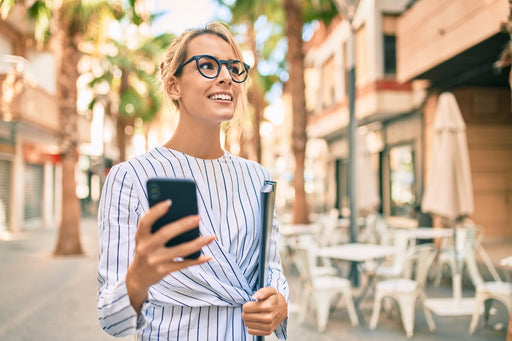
[452,219,463,301]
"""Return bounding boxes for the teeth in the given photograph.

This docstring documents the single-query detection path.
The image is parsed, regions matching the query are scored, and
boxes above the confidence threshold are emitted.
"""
[209,94,232,101]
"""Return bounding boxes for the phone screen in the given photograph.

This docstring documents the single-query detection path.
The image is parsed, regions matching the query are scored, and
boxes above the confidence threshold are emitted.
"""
[147,178,201,259]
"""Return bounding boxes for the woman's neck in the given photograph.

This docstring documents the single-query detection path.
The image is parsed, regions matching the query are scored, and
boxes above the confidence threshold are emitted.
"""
[163,123,224,160]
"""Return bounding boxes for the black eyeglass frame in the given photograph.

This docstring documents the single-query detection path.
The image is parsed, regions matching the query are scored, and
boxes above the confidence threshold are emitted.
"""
[173,54,250,83]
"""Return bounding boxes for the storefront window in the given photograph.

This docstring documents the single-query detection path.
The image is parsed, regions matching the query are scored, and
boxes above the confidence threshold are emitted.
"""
[389,144,415,217]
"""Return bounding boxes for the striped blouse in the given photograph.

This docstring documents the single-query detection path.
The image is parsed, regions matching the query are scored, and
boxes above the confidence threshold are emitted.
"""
[97,147,288,340]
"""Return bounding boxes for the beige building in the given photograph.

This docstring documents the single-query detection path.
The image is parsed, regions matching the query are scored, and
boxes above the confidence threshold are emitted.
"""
[0,7,96,233]
[397,0,512,237]
[304,0,423,222]
[0,9,62,233]
[303,0,511,238]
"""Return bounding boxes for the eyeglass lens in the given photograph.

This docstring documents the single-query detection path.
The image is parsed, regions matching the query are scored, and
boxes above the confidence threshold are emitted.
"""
[196,56,246,82]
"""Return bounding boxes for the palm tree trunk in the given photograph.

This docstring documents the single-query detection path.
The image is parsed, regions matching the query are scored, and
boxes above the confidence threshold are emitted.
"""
[246,23,264,163]
[117,68,130,162]
[284,0,309,224]
[53,3,83,255]
[116,115,127,162]
[247,83,264,162]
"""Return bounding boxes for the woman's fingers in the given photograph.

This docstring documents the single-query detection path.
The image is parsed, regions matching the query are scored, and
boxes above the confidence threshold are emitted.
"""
[137,199,173,239]
[151,215,201,248]
[150,235,216,263]
[242,288,288,336]
[130,199,217,289]
[137,199,204,251]
[159,254,214,274]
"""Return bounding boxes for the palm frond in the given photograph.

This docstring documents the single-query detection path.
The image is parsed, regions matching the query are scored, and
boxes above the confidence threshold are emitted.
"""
[0,0,16,19]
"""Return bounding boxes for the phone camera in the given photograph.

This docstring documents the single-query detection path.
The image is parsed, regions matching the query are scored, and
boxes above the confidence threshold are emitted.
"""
[148,182,160,201]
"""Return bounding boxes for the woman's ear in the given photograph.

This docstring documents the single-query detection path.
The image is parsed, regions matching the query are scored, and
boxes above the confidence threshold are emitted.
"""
[167,76,181,100]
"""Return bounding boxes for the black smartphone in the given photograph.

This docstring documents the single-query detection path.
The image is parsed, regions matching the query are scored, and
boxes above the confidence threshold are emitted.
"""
[146,178,201,259]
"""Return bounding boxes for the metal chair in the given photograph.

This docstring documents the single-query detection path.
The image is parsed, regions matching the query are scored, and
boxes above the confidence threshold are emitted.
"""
[293,235,359,332]
[465,239,512,334]
[317,208,348,247]
[432,225,480,288]
[374,229,413,280]
[369,244,437,338]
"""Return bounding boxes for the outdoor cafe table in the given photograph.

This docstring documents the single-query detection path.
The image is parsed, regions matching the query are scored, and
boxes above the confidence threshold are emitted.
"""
[316,243,396,325]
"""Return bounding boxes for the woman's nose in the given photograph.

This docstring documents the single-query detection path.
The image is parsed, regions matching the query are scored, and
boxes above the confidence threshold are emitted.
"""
[217,64,232,83]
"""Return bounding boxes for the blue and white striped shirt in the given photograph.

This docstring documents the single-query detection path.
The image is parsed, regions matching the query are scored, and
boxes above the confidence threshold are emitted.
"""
[97,147,288,340]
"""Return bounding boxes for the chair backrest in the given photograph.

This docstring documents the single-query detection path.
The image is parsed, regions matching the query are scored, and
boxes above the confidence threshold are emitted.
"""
[388,229,413,274]
[374,215,391,245]
[455,225,478,257]
[318,208,342,246]
[464,239,503,288]
[360,214,378,244]
[293,234,319,282]
[405,244,437,289]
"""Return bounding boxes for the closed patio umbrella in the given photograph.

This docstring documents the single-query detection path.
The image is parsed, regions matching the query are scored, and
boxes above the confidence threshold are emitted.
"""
[422,92,473,221]
[421,92,474,309]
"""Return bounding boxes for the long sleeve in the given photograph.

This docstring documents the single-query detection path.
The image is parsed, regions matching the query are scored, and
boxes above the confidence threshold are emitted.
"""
[97,163,146,336]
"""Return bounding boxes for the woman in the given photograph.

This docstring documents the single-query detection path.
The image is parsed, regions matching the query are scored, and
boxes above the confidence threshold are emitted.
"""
[97,21,288,340]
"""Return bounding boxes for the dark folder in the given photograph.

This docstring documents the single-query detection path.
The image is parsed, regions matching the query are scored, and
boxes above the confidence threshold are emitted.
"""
[256,180,276,341]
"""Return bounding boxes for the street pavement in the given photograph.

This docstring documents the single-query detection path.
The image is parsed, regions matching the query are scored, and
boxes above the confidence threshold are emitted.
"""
[0,219,130,341]
[0,217,510,341]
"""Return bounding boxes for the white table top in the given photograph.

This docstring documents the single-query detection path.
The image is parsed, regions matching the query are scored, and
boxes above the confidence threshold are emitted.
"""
[407,227,453,240]
[501,256,512,267]
[317,243,396,262]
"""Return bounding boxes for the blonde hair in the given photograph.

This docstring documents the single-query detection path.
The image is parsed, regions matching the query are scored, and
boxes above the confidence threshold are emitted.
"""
[159,21,248,120]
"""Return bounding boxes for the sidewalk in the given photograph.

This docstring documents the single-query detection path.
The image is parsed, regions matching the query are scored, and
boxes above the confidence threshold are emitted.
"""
[0,218,130,341]
[0,218,509,341]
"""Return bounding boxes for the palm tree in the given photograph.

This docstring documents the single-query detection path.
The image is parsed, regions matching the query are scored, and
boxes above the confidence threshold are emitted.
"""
[87,32,174,162]
[283,0,337,224]
[1,0,138,255]
[283,0,308,224]
[215,0,285,163]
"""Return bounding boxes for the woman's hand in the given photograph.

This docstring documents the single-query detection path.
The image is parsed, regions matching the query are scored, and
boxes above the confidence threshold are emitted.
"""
[126,200,216,313]
[241,287,288,336]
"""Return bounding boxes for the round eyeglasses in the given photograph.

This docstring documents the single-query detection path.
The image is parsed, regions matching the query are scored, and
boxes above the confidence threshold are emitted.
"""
[173,54,250,83]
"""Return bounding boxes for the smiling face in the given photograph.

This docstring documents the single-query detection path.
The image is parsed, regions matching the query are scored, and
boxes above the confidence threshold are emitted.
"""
[168,34,241,128]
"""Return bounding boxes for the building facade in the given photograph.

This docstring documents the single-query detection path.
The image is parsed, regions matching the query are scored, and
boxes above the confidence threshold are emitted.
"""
[304,0,423,224]
[302,0,512,238]
[0,6,96,233]
[397,0,512,237]
[0,8,61,233]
